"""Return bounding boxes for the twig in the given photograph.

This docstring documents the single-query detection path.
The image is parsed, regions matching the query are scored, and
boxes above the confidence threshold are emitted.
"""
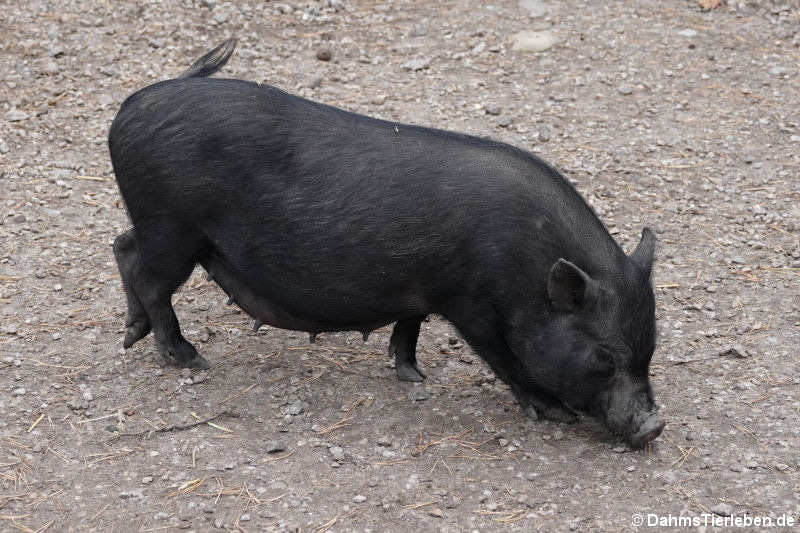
[110,411,239,440]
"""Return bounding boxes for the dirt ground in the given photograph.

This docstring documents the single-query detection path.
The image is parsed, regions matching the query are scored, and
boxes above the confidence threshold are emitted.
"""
[1,0,799,531]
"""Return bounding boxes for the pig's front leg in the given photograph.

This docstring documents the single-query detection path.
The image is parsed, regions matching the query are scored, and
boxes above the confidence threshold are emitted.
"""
[389,316,426,382]
[515,388,578,424]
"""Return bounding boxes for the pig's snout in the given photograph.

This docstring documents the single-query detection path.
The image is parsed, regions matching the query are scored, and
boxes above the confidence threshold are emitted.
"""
[627,415,665,448]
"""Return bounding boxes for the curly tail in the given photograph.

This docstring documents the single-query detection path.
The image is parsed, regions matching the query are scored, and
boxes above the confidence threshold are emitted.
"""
[179,38,237,78]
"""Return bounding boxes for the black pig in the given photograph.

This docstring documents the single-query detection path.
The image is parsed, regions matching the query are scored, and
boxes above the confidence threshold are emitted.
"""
[109,39,665,447]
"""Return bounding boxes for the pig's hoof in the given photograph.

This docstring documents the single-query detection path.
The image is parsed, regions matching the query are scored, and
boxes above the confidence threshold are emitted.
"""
[183,355,211,369]
[523,404,577,424]
[123,319,152,348]
[158,343,211,369]
[396,363,426,382]
[523,405,539,421]
[542,406,578,424]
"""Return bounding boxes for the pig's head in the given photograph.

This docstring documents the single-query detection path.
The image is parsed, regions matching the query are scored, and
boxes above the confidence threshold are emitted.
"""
[522,228,664,447]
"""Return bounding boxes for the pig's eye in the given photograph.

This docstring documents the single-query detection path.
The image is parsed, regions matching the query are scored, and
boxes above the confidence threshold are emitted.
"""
[589,348,615,378]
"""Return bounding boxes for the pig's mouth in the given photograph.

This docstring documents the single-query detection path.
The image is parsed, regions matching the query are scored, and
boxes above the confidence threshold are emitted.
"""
[625,414,666,448]
[602,409,665,448]
[596,385,665,448]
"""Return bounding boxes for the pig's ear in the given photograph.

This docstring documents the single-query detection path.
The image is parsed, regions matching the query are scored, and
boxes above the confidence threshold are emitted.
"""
[547,259,597,312]
[630,227,656,277]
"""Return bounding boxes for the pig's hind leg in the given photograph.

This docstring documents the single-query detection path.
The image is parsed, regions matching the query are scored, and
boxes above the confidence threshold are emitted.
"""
[121,225,210,369]
[113,229,152,349]
[389,316,426,382]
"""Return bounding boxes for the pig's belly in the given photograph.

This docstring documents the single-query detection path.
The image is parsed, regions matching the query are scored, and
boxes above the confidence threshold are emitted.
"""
[199,253,394,334]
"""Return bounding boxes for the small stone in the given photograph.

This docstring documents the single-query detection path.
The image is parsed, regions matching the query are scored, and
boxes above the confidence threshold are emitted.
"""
[370,95,386,105]
[408,386,428,401]
[552,429,564,441]
[316,48,332,61]
[718,345,749,358]
[376,436,393,447]
[191,372,208,384]
[6,110,29,122]
[154,512,170,520]
[329,446,345,461]
[612,445,628,453]
[402,57,430,71]
[43,61,59,74]
[214,518,224,528]
[428,508,444,518]
[142,476,154,484]
[498,117,513,128]
[285,400,304,416]
[618,85,634,95]
[485,105,502,116]
[12,387,26,396]
[239,513,250,522]
[307,76,323,89]
[677,28,698,38]
[519,0,547,17]
[710,503,733,516]
[265,440,286,454]
[511,31,557,52]
[13,214,26,223]
[119,489,143,499]
[353,494,367,503]
[53,284,63,291]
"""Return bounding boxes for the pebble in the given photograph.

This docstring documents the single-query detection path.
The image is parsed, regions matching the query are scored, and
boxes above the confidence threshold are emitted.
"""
[119,489,143,499]
[329,446,345,461]
[717,345,748,358]
[428,508,444,518]
[710,503,733,516]
[285,400,304,415]
[677,28,698,37]
[12,387,26,396]
[511,31,557,52]
[265,440,286,454]
[618,85,634,95]
[6,109,29,122]
[353,494,367,503]
[239,513,250,522]
[154,512,170,520]
[519,0,547,18]
[485,105,502,116]
[316,48,332,61]
[402,57,430,71]
[142,476,154,484]
[53,284,63,291]
[408,386,428,401]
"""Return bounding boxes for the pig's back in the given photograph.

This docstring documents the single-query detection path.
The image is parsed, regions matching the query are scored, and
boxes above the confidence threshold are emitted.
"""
[109,77,620,313]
